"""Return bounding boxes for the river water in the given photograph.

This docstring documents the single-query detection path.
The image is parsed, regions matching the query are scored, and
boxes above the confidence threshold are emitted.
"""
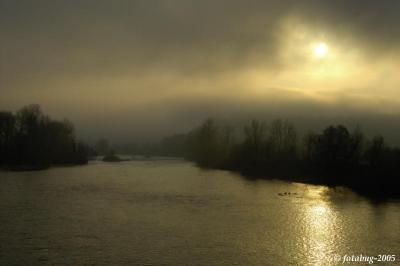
[0,160,399,265]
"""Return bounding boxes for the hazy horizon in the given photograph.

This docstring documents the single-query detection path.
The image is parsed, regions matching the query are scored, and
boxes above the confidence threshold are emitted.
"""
[2,1,400,144]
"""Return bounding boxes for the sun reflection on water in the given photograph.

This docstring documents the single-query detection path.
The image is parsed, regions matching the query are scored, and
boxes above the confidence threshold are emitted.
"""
[301,186,340,266]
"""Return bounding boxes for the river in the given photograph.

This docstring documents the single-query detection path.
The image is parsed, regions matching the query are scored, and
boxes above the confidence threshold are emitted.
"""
[0,159,399,265]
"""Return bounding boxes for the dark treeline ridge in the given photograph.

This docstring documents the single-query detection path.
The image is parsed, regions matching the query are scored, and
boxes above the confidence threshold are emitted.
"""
[0,105,91,170]
[153,118,398,198]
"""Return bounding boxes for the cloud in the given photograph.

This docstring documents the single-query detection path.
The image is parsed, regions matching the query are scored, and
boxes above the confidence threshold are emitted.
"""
[2,0,399,79]
[1,1,400,142]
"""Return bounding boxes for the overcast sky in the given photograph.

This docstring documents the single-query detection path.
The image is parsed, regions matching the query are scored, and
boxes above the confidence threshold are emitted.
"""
[1,1,400,143]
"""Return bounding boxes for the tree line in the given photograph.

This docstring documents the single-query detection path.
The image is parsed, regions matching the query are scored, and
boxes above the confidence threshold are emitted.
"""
[5,104,395,197]
[0,105,90,169]
[180,118,399,198]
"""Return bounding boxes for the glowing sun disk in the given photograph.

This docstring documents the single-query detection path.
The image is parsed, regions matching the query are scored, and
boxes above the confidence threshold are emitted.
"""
[313,42,328,58]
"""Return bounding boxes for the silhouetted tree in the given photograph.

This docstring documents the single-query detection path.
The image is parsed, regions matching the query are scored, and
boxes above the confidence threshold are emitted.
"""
[302,130,319,164]
[182,119,400,198]
[0,111,16,164]
[238,120,267,171]
[0,105,89,169]
[365,135,385,167]
[186,118,221,167]
[269,119,297,159]
[349,126,365,166]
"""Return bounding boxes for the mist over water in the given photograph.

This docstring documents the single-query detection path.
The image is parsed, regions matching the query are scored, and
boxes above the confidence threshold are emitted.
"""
[1,160,398,265]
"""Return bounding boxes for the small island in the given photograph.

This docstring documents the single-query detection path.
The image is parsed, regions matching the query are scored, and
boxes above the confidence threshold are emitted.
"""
[102,151,130,162]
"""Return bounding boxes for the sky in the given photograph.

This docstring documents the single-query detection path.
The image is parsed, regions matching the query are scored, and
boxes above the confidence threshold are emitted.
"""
[1,0,400,143]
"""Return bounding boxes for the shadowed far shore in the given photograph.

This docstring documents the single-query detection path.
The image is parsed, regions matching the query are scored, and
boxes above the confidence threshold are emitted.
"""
[119,118,400,200]
[183,119,400,199]
[1,105,399,199]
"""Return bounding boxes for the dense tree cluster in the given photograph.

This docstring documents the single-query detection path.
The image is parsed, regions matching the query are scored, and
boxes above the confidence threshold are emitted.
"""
[185,119,299,172]
[0,105,89,169]
[184,119,399,198]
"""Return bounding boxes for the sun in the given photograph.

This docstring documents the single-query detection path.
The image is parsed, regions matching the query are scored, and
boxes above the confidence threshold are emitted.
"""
[313,42,328,58]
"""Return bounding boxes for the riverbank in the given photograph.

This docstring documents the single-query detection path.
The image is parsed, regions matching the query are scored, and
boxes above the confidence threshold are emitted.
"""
[181,119,400,200]
[0,161,88,172]
[194,162,400,200]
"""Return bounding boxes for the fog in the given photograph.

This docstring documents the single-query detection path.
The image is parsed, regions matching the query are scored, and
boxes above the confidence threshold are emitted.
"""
[1,1,400,144]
